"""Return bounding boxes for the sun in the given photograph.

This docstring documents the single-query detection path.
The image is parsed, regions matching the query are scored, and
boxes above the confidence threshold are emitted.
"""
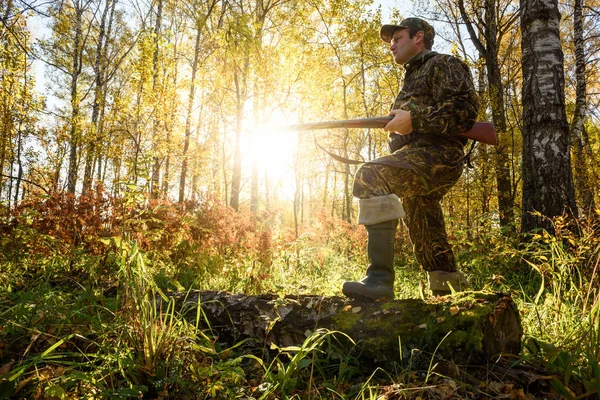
[242,112,300,199]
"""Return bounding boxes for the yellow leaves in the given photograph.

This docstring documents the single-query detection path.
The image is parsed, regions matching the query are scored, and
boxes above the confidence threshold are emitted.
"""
[343,305,361,313]
[481,380,531,399]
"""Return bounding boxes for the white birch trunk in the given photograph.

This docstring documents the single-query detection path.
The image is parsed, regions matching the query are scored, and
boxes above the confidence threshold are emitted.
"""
[520,0,577,233]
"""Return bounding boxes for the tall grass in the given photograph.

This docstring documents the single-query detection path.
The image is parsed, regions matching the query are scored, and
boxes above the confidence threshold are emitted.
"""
[517,227,600,399]
[2,194,600,398]
[247,328,357,398]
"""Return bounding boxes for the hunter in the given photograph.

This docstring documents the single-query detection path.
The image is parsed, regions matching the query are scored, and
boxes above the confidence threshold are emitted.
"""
[342,17,479,300]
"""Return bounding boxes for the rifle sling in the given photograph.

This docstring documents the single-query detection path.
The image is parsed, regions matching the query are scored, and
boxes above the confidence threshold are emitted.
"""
[314,140,365,165]
[316,139,475,170]
[459,140,477,169]
[315,140,413,169]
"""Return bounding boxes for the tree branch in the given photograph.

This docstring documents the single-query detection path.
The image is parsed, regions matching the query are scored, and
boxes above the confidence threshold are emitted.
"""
[1,174,50,195]
[456,0,487,56]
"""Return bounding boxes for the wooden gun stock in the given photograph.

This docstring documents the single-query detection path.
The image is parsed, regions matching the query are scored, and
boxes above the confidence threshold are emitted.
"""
[288,116,498,146]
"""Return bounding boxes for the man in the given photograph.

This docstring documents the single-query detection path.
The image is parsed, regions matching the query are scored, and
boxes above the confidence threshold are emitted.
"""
[342,18,478,300]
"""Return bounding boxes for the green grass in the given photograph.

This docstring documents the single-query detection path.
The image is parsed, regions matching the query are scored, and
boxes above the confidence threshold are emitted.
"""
[1,218,599,399]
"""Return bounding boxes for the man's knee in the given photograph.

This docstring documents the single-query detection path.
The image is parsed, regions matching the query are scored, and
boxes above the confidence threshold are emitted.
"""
[353,164,389,198]
[353,165,372,197]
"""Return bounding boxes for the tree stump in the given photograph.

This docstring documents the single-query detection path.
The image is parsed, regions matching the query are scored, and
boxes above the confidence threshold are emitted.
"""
[175,291,522,367]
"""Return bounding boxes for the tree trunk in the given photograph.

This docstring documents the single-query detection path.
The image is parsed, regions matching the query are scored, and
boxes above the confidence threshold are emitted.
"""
[487,62,514,228]
[13,121,22,206]
[132,79,144,185]
[150,0,163,198]
[176,291,522,367]
[571,0,597,222]
[230,65,247,211]
[66,4,84,195]
[222,129,229,204]
[0,131,6,199]
[0,0,14,199]
[342,87,352,223]
[520,0,578,233]
[331,169,337,218]
[250,81,260,214]
[83,0,111,193]
[179,25,202,203]
[97,0,118,185]
[322,163,329,212]
[476,60,493,219]
[264,169,270,211]
[457,0,515,229]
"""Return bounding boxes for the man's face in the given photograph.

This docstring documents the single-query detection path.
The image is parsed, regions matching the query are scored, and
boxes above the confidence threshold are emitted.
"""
[390,28,423,65]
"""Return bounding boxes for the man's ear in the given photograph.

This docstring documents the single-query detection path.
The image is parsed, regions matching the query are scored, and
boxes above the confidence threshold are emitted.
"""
[414,31,425,44]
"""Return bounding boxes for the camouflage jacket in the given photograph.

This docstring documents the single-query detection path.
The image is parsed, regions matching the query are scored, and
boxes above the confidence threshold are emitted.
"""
[390,50,478,149]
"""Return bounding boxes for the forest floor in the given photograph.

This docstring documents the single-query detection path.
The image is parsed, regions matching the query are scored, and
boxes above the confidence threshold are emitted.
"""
[0,196,598,399]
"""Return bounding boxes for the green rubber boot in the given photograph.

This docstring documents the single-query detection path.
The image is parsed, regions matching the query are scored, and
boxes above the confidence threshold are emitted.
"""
[342,220,397,300]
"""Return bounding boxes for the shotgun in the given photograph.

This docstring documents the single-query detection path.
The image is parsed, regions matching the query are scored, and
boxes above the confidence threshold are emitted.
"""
[287,116,498,146]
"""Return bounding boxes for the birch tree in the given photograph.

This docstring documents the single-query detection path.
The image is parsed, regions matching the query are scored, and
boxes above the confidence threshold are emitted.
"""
[520,0,578,233]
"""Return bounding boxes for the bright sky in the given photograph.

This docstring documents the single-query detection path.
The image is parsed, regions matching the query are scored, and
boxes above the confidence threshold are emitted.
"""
[25,0,431,200]
[374,0,413,19]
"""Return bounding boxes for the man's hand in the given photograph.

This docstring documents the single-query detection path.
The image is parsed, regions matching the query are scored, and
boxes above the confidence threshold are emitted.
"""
[384,109,413,135]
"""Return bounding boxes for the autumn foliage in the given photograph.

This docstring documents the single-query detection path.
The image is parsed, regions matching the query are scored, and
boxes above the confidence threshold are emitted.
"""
[0,187,370,272]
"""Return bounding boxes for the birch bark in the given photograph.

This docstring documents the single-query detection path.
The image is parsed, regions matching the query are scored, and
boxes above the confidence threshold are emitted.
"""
[520,0,578,233]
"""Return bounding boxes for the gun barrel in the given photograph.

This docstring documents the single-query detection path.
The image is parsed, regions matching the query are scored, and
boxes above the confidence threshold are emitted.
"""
[288,116,393,131]
[287,116,497,146]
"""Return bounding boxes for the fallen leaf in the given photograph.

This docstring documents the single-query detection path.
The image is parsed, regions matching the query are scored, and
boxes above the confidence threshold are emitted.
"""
[0,360,14,376]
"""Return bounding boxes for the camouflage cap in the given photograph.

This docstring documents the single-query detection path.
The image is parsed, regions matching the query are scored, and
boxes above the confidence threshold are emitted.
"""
[380,17,435,45]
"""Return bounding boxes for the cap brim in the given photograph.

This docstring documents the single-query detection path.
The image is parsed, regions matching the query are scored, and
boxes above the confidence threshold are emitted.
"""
[380,24,407,43]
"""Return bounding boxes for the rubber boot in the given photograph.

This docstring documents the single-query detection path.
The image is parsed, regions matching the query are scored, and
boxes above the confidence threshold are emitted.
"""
[342,220,397,300]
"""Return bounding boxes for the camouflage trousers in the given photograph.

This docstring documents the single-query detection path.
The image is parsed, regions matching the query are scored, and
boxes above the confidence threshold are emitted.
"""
[353,141,464,272]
